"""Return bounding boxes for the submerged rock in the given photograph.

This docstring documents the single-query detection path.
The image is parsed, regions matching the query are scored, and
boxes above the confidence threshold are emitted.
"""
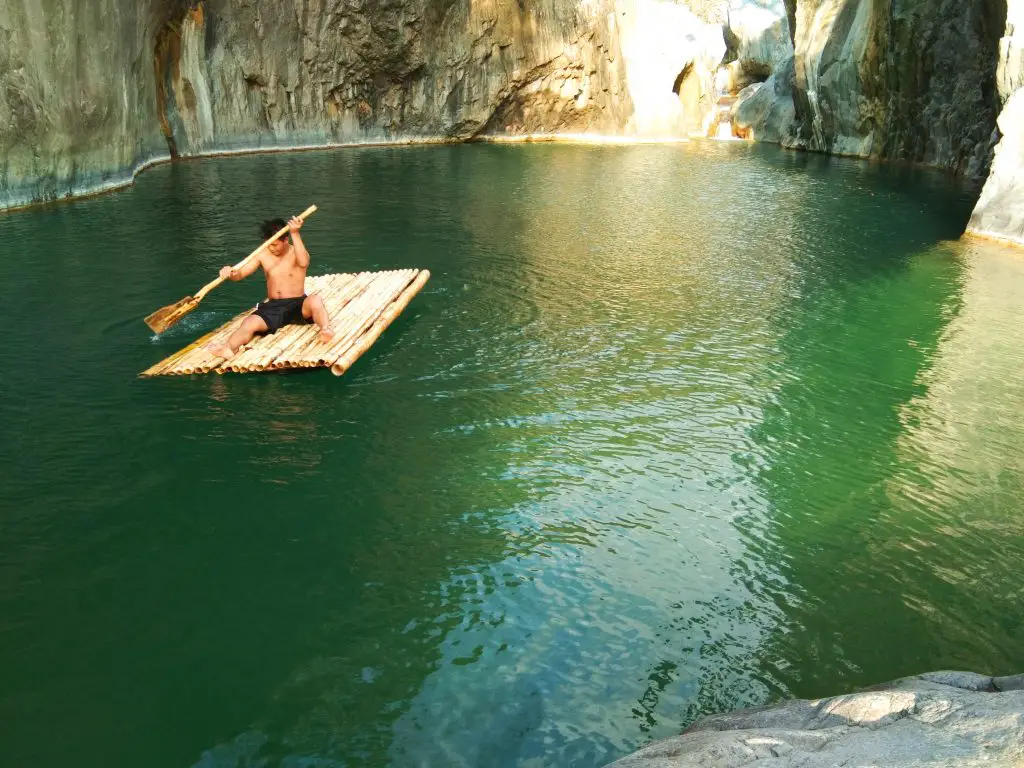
[606,670,1024,767]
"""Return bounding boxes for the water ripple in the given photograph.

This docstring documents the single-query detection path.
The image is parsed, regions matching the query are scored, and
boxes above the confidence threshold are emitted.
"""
[0,142,1017,768]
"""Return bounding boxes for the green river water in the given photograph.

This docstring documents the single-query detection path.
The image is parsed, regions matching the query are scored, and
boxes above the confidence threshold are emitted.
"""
[2,142,1024,767]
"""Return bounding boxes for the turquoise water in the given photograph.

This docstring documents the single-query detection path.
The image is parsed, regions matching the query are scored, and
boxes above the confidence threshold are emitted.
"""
[2,142,1024,767]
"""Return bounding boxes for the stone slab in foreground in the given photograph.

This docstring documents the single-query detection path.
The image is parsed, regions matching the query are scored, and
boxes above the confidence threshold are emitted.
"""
[607,671,1024,767]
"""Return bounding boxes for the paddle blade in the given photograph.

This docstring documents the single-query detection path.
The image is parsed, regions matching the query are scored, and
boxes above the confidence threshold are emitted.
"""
[144,295,200,334]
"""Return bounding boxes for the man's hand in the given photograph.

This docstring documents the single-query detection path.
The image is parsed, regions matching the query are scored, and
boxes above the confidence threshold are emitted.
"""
[288,216,303,233]
[220,266,236,281]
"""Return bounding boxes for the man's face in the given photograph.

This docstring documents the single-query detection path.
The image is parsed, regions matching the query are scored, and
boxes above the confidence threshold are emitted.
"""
[268,236,288,257]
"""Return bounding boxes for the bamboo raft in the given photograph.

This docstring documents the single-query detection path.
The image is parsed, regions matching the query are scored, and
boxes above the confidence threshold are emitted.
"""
[141,269,429,377]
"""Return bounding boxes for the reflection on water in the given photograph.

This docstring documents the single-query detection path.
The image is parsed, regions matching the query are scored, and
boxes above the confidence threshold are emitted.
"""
[883,241,1024,664]
[1,142,1021,768]
[896,241,1024,488]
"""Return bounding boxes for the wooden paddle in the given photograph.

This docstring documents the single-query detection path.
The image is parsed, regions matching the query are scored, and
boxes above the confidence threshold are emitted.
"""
[144,204,318,334]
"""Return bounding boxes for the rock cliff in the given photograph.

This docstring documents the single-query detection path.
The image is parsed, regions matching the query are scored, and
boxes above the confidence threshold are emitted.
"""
[788,0,1004,176]
[968,1,1024,244]
[5,0,1024,248]
[607,670,1024,767]
[0,1,171,208]
[0,0,733,209]
[731,0,1006,177]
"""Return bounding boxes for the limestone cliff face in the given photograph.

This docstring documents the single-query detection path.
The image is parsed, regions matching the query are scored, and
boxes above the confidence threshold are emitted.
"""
[0,0,171,208]
[0,0,732,208]
[3,0,1022,224]
[968,0,1024,244]
[784,0,1005,176]
[160,0,630,154]
[164,0,728,149]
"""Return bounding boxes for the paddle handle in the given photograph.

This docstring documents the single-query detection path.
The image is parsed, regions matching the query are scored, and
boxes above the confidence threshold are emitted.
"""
[194,205,318,300]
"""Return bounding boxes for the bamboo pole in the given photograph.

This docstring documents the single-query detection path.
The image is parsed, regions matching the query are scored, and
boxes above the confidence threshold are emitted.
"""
[331,270,430,376]
[307,270,411,366]
[300,271,413,367]
[288,271,396,367]
[194,341,239,374]
[267,272,374,369]
[179,316,253,375]
[227,326,295,372]
[320,271,420,369]
[312,271,417,369]
[239,326,306,372]
[213,272,360,374]
[235,272,364,372]
[140,307,254,376]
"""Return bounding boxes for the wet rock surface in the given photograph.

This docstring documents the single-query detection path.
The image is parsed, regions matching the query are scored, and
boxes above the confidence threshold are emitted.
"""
[608,670,1024,768]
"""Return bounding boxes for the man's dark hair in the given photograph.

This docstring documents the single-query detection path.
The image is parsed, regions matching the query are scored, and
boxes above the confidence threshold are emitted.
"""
[260,217,288,242]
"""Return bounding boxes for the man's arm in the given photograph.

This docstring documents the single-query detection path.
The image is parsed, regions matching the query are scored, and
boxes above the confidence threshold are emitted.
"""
[220,252,264,281]
[288,216,310,268]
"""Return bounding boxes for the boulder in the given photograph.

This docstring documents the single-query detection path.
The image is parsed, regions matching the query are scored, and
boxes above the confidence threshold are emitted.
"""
[724,1,792,92]
[606,670,1024,767]
[732,54,796,143]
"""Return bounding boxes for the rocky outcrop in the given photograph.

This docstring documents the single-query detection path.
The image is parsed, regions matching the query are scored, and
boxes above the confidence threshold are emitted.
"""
[607,670,1024,767]
[720,1,794,142]
[732,55,796,143]
[723,1,791,92]
[968,1,1024,244]
[1,0,735,209]
[0,0,172,208]
[786,0,1005,176]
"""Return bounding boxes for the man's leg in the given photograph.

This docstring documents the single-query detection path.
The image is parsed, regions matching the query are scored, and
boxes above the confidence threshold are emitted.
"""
[206,315,268,359]
[302,294,335,343]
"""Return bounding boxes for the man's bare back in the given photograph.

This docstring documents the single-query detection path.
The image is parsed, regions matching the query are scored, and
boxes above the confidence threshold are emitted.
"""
[205,215,335,360]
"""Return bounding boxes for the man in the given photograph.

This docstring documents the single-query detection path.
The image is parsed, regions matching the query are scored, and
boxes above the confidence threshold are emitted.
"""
[206,215,334,359]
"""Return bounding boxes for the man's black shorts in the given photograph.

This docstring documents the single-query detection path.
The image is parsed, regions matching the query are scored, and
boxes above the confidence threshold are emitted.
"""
[254,295,309,334]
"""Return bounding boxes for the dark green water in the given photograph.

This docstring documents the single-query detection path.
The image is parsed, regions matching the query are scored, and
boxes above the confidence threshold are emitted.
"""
[3,141,1024,768]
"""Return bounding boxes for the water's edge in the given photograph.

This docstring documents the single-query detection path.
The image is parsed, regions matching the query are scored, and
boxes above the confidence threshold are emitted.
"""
[2,133,709,215]
[0,136,456,215]
[5,132,997,244]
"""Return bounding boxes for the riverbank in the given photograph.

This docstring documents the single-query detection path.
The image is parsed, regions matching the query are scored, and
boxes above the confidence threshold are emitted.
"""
[608,671,1024,767]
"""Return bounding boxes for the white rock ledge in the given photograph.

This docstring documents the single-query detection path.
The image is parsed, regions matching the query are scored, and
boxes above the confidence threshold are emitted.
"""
[607,671,1024,767]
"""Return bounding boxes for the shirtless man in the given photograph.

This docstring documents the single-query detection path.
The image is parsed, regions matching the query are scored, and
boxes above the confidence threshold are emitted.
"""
[205,216,335,359]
